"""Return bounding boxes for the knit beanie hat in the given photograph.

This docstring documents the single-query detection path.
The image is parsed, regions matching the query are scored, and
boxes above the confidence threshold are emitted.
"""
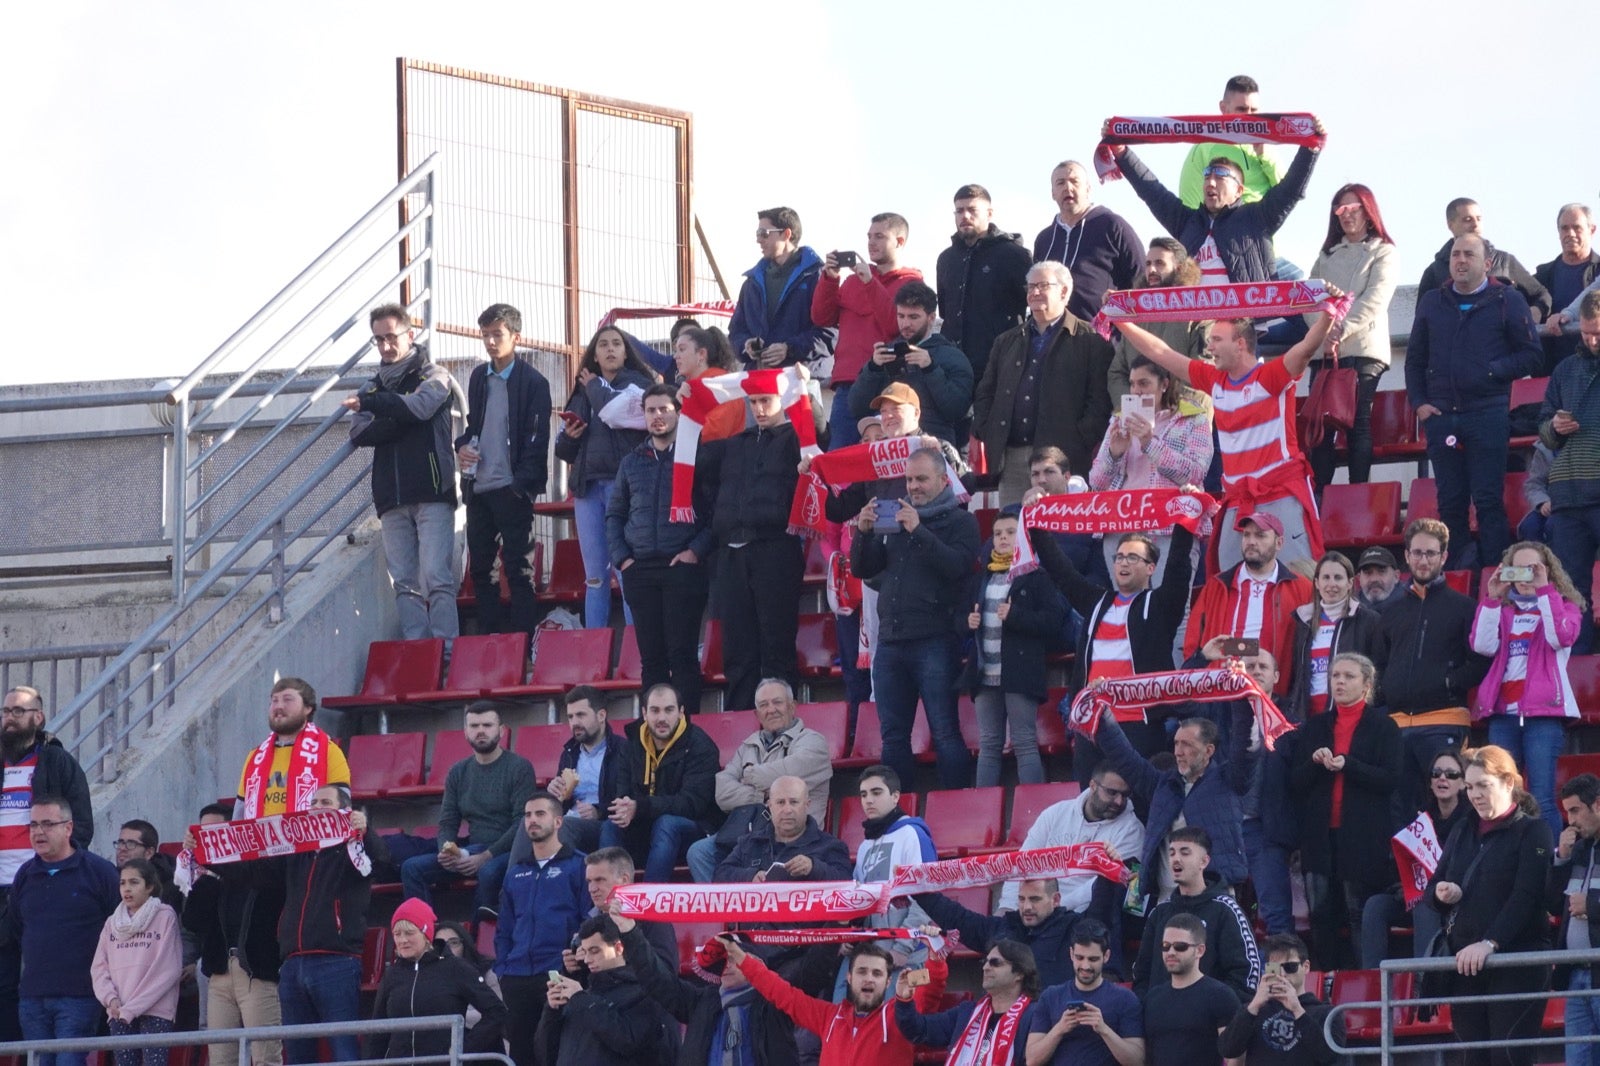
[392,897,437,942]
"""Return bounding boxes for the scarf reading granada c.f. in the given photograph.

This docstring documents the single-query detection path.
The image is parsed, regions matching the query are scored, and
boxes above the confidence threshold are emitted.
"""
[241,722,332,819]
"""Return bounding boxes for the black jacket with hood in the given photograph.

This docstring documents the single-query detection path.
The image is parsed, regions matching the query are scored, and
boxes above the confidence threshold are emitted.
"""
[365,947,507,1058]
[1132,870,1263,1002]
[934,225,1032,383]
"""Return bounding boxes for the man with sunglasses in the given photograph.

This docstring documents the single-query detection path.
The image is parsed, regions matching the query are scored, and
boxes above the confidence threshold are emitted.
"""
[729,208,831,370]
[1141,913,1240,1066]
[1218,934,1337,1065]
[1132,828,1260,1003]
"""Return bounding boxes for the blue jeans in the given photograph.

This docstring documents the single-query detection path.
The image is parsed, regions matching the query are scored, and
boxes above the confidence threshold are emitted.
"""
[277,954,361,1065]
[1358,889,1442,969]
[1551,507,1600,654]
[1568,968,1600,1066]
[827,383,862,450]
[19,995,100,1066]
[873,636,972,790]
[400,845,510,912]
[556,813,623,853]
[641,814,704,883]
[835,610,873,705]
[1488,714,1568,840]
[1242,818,1294,936]
[572,478,631,629]
[685,836,727,883]
[1424,406,1512,569]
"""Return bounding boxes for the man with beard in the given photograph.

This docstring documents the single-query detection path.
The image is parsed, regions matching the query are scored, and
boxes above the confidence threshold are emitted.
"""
[850,281,974,446]
[895,940,1039,1066]
[724,936,916,1066]
[0,688,94,1041]
[1026,921,1144,1066]
[915,878,1082,991]
[936,184,1033,387]
[233,678,350,821]
[343,302,460,639]
[998,766,1144,915]
[546,685,628,852]
[1183,514,1313,690]
[609,685,721,882]
[1033,160,1143,321]
[400,702,535,918]
[1106,238,1207,398]
[1140,913,1240,1066]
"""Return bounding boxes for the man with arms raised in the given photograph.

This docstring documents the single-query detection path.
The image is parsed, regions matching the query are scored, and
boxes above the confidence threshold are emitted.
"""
[915,877,1081,990]
[1025,920,1143,1066]
[1176,76,1279,209]
[1033,160,1143,321]
[1218,933,1337,1065]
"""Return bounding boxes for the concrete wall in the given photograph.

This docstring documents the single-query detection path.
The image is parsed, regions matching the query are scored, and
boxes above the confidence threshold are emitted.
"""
[87,523,397,848]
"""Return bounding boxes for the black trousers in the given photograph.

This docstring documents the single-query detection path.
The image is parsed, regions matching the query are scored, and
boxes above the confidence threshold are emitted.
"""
[465,484,537,634]
[621,557,710,713]
[1450,962,1547,1066]
[499,974,549,1066]
[717,537,804,710]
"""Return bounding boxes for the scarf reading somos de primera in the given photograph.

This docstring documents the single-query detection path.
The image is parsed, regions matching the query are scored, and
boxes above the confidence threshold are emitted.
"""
[1093,113,1327,182]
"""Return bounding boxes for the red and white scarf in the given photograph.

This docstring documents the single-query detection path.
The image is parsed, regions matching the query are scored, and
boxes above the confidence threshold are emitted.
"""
[789,436,968,538]
[1066,663,1295,751]
[889,843,1130,894]
[610,880,889,922]
[1093,113,1326,182]
[1391,812,1443,910]
[1014,488,1215,577]
[730,927,952,955]
[240,723,334,819]
[674,367,820,523]
[948,994,1031,1066]
[1091,280,1353,341]
[188,808,371,875]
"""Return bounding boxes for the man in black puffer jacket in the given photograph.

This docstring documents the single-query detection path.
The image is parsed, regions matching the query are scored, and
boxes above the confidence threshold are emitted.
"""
[607,385,714,715]
[537,915,677,1066]
[698,380,806,711]
[935,185,1032,386]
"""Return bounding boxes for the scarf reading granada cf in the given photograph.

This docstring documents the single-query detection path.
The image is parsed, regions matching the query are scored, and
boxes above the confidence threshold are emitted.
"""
[240,722,333,819]
[1092,113,1327,182]
[1012,487,1215,578]
[674,367,820,523]
[1091,280,1353,341]
[788,436,970,538]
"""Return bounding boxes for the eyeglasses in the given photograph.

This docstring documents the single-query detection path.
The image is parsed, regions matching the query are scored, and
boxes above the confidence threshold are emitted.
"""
[1160,942,1197,953]
[368,333,408,347]
[113,839,151,851]
[1112,553,1153,566]
[1431,768,1464,780]
[1093,782,1132,800]
[0,707,37,717]
[27,820,70,831]
[1201,167,1240,181]
[1407,549,1443,560]
[755,228,786,239]
[1025,282,1061,292]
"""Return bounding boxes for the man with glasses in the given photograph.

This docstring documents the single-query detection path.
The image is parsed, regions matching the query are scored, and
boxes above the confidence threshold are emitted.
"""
[936,183,1032,387]
[6,796,118,1066]
[343,302,460,640]
[728,207,831,370]
[973,261,1115,505]
[0,686,94,1041]
[1219,933,1337,1065]
[1373,519,1490,805]
[1026,920,1144,1066]
[1140,913,1241,1066]
[894,940,1039,1065]
[999,767,1143,920]
[112,820,186,915]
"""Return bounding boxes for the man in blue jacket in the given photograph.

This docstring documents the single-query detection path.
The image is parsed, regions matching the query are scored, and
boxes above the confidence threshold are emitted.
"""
[496,793,588,1066]
[607,385,714,713]
[455,303,553,635]
[1406,233,1544,569]
[729,207,833,369]
[344,303,460,639]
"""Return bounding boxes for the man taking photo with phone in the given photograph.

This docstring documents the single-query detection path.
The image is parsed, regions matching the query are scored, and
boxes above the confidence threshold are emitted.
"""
[1218,934,1338,1064]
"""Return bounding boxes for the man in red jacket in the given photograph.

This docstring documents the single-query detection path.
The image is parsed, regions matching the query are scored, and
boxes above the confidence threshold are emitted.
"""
[723,935,915,1065]
[812,213,923,449]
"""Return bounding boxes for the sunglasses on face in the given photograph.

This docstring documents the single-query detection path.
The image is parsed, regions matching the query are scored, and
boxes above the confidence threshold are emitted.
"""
[1161,942,1197,953]
[1431,769,1463,780]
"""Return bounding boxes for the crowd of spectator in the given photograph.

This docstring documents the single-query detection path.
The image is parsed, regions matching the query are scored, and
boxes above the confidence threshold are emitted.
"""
[14,71,1600,1066]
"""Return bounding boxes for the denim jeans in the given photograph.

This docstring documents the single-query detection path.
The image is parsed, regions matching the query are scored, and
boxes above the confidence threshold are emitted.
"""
[465,484,537,634]
[380,501,459,639]
[1358,888,1443,969]
[277,953,361,1064]
[835,609,873,705]
[1242,818,1294,936]
[1551,507,1600,654]
[639,814,704,883]
[573,478,630,629]
[974,688,1042,787]
[19,996,101,1066]
[1567,968,1600,1066]
[1487,714,1568,840]
[685,835,727,883]
[400,844,511,912]
[1424,406,1512,569]
[555,813,622,854]
[873,636,972,790]
[827,383,862,450]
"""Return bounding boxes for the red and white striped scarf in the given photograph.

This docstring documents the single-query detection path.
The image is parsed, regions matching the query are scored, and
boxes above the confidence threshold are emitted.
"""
[1066,663,1295,751]
[674,367,820,523]
[1013,488,1215,577]
[1093,113,1326,182]
[948,994,1031,1066]
[1091,280,1352,341]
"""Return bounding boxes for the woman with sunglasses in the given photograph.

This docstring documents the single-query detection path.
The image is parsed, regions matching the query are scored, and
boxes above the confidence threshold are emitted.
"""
[1290,652,1403,969]
[1303,184,1398,489]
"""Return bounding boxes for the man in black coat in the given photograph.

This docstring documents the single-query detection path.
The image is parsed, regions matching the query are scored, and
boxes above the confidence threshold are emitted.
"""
[610,685,721,882]
[1417,198,1551,323]
[935,183,1032,386]
[539,915,677,1066]
[712,777,851,883]
[546,686,628,852]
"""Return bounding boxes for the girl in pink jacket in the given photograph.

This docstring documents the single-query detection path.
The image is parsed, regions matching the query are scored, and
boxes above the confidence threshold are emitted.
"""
[91,858,182,1066]
[1470,541,1584,840]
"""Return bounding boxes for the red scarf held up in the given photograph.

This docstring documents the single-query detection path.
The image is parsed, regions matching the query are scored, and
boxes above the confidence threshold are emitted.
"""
[1014,488,1215,577]
[888,843,1130,895]
[240,723,332,819]
[1065,663,1295,751]
[1091,280,1353,341]
[1093,113,1327,182]
[675,367,820,523]
[789,436,969,538]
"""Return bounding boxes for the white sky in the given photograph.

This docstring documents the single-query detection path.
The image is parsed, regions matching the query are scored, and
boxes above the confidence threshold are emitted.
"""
[4,0,1595,387]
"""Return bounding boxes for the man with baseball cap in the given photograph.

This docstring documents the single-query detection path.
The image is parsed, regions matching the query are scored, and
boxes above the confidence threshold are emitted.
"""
[1183,512,1312,694]
[1354,547,1405,613]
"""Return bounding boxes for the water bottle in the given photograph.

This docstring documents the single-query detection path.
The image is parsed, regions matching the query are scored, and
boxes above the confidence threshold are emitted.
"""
[463,435,479,479]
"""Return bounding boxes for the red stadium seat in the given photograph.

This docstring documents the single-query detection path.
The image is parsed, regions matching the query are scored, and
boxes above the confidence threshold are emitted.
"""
[408,632,528,703]
[974,508,998,545]
[1392,971,1453,1038]
[1328,969,1387,1042]
[513,722,574,786]
[1035,698,1070,756]
[795,614,841,680]
[1005,782,1082,848]
[944,885,992,957]
[533,493,576,519]
[1320,482,1403,550]
[475,919,497,960]
[487,628,612,698]
[956,697,982,754]
[695,711,758,766]
[841,703,931,768]
[923,787,1005,857]
[323,639,445,708]
[346,733,426,800]
[1557,753,1600,793]
[1569,655,1600,726]
[834,792,915,856]
[700,620,727,688]
[360,927,391,992]
[1405,478,1438,524]
[675,922,725,975]
[1369,391,1424,462]
[388,725,509,799]
[796,701,850,762]
[1509,377,1550,450]
[535,539,585,605]
[591,627,642,693]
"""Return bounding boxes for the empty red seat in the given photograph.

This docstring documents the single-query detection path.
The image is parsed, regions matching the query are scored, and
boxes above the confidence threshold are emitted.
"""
[956,697,982,754]
[409,632,529,703]
[923,787,1005,857]
[695,711,758,766]
[1405,478,1438,524]
[346,733,426,800]
[974,508,998,544]
[796,701,850,762]
[700,619,727,687]
[536,539,585,605]
[324,639,445,707]
[1005,782,1082,848]
[488,628,612,698]
[1320,482,1403,550]
[475,919,497,960]
[795,614,840,679]
[1558,752,1600,793]
[591,627,642,693]
[1328,969,1386,1042]
[835,792,916,856]
[533,493,577,518]
[360,927,391,992]
[1442,570,1472,595]
[1369,391,1424,461]
[944,885,991,956]
[1391,971,1453,1038]
[389,725,509,799]
[840,703,931,768]
[513,722,577,785]
[1569,655,1600,725]
[1035,698,1069,757]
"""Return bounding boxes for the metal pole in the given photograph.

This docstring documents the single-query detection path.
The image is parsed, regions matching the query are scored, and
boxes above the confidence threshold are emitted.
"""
[423,168,436,343]
[1379,962,1392,1062]
[269,517,287,624]
[170,396,190,601]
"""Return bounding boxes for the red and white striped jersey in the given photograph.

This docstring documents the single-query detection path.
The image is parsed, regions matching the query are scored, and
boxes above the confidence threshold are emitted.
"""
[1188,357,1302,489]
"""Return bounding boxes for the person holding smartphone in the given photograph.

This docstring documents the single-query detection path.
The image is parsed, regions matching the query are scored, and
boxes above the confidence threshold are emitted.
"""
[1470,541,1585,839]
[1217,934,1337,1065]
[1025,920,1144,1066]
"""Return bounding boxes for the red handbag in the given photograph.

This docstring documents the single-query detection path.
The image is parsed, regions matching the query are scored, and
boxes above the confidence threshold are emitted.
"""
[1299,347,1358,450]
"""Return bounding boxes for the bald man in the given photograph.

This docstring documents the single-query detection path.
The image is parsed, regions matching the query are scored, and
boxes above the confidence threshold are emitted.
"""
[1033,159,1144,321]
[712,776,852,883]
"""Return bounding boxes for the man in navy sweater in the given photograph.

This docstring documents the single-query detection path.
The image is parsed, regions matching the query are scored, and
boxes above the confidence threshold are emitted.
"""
[1032,160,1143,321]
